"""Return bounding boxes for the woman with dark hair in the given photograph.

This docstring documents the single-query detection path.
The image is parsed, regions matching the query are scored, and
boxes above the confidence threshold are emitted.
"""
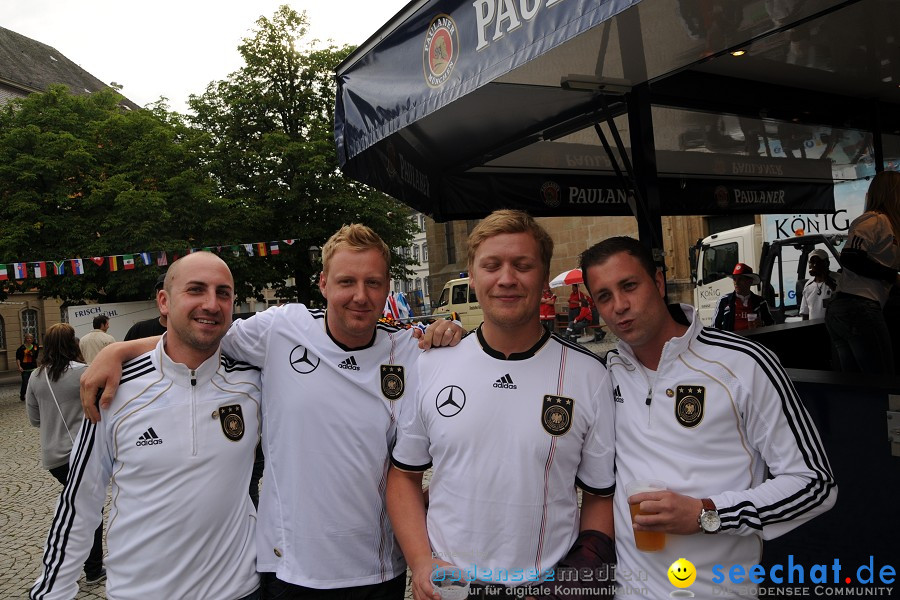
[825,171,900,374]
[25,323,106,585]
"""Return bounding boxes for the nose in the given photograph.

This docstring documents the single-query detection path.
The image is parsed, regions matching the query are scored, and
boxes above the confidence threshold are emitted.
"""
[200,290,219,312]
[612,291,629,314]
[496,264,517,286]
[351,282,368,303]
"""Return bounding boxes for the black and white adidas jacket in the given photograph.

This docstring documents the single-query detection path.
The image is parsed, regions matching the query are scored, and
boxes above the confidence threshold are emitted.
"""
[608,304,836,599]
[31,336,261,600]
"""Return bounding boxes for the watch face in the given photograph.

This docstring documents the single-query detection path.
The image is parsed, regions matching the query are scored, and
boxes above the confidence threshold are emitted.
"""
[701,510,721,532]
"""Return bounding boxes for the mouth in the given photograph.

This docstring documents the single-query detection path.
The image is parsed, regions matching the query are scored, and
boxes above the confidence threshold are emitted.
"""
[672,573,691,581]
[194,317,219,326]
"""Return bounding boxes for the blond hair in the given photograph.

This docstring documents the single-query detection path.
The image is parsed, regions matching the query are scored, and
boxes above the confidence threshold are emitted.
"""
[865,171,900,242]
[466,210,553,276]
[322,224,391,274]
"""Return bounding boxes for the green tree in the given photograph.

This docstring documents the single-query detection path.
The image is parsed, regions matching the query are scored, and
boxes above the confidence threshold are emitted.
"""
[0,86,258,302]
[189,5,416,304]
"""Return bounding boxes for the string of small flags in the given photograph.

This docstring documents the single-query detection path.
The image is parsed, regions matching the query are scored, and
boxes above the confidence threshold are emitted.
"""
[0,239,296,281]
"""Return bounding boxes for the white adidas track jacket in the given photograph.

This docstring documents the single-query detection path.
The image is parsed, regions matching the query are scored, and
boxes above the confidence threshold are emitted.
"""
[31,337,261,600]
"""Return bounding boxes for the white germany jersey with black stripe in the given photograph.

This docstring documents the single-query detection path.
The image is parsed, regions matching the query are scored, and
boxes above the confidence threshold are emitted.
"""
[392,328,615,585]
[31,337,261,600]
[221,304,421,588]
[609,304,836,599]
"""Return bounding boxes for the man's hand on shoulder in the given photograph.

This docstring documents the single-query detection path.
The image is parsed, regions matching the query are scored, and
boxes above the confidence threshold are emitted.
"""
[414,319,465,350]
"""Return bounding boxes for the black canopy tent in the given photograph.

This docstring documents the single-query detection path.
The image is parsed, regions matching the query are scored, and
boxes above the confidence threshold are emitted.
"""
[335,0,899,252]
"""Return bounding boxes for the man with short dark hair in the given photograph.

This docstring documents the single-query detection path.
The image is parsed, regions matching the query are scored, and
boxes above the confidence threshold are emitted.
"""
[79,315,116,364]
[388,210,616,600]
[800,249,837,320]
[580,236,836,598]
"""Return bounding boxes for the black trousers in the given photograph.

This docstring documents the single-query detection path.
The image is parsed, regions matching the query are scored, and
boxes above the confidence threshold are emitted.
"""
[20,369,34,400]
[49,463,104,576]
[261,572,406,600]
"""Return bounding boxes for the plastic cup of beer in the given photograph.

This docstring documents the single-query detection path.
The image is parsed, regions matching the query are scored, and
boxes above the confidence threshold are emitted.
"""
[625,479,667,552]
[432,566,470,600]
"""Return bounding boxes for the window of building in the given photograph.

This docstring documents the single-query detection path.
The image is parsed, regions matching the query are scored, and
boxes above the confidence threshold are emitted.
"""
[445,222,456,263]
[422,243,428,261]
[21,309,38,342]
[415,278,422,290]
[423,278,430,298]
[413,245,420,262]
[420,214,426,230]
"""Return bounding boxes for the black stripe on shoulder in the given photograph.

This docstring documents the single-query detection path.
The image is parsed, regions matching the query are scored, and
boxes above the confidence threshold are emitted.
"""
[122,355,152,375]
[309,309,326,320]
[550,333,607,366]
[376,322,405,334]
[120,365,156,385]
[576,477,615,497]
[220,354,261,372]
[390,456,432,472]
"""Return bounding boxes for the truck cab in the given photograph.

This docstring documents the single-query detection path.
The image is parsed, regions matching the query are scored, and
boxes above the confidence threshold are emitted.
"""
[432,277,484,331]
[691,224,762,324]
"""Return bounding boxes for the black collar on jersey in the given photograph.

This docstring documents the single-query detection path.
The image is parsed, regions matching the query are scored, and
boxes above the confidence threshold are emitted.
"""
[476,325,550,360]
[324,310,377,352]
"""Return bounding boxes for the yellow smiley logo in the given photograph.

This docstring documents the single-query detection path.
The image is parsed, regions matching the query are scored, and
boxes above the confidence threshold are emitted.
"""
[668,558,697,588]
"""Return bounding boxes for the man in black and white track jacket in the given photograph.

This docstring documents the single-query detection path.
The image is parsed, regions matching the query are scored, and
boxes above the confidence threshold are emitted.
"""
[31,252,261,600]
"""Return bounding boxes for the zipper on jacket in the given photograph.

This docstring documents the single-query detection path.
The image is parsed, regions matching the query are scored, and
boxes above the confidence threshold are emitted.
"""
[191,369,198,456]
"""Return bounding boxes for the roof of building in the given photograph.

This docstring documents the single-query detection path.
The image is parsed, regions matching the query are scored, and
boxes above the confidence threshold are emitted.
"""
[0,25,140,110]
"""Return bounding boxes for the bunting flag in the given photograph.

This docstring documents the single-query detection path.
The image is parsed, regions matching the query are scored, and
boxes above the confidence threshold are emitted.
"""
[109,256,120,272]
[70,259,84,275]
[230,245,241,257]
[33,262,48,278]
[256,242,268,257]
[91,257,105,267]
[243,244,254,257]
[269,242,280,255]
[157,252,168,267]
[52,260,66,276]
[283,239,296,245]
[140,252,153,266]
[0,264,7,281]
[14,263,27,279]
[123,255,135,270]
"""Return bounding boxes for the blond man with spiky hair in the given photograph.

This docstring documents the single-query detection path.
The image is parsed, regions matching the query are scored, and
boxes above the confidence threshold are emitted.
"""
[82,224,464,600]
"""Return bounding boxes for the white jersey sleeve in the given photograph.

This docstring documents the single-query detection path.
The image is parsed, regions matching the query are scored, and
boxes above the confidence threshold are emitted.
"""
[574,370,616,496]
[391,360,432,471]
[221,305,282,366]
[799,281,811,316]
[30,417,112,600]
[705,337,837,539]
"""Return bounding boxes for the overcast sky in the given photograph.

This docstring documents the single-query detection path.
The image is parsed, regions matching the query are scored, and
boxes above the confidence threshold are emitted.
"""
[4,0,411,113]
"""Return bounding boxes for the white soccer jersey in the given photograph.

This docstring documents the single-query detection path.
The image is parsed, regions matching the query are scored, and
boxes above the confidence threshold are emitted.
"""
[839,211,900,305]
[31,337,261,600]
[608,305,836,599]
[220,304,421,588]
[799,277,834,319]
[392,328,615,585]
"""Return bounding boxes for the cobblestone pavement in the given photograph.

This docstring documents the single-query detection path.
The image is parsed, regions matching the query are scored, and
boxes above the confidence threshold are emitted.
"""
[0,334,615,600]
[0,382,106,600]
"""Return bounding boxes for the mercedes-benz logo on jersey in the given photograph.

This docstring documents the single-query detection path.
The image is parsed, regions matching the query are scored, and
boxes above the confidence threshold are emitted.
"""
[290,344,320,374]
[675,385,705,428]
[542,394,574,436]
[435,385,466,417]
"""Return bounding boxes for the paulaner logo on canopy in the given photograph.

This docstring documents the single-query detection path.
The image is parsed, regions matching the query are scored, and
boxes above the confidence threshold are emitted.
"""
[424,15,458,87]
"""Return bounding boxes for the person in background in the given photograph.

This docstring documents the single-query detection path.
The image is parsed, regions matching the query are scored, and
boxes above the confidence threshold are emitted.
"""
[712,263,775,331]
[79,315,116,364]
[539,285,557,333]
[564,298,593,342]
[799,249,837,320]
[123,273,167,340]
[16,333,40,402]
[826,170,900,374]
[567,283,587,328]
[27,323,105,586]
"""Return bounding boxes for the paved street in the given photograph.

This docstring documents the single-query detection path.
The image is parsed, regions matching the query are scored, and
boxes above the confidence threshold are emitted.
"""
[0,381,105,600]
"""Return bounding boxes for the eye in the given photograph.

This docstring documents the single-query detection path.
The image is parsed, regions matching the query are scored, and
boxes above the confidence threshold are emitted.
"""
[595,292,610,303]
[623,281,637,291]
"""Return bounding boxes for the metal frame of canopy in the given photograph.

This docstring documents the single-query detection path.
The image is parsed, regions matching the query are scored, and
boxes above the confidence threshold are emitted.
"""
[335,0,899,259]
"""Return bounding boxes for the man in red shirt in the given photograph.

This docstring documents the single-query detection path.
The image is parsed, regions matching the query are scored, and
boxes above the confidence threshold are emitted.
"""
[540,286,557,333]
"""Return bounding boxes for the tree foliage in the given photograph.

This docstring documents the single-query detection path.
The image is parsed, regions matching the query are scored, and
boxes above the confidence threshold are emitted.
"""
[0,87,255,302]
[189,5,416,304]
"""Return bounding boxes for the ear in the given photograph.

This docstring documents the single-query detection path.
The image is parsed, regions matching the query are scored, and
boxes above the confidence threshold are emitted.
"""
[654,268,666,298]
[158,289,170,318]
[318,271,327,299]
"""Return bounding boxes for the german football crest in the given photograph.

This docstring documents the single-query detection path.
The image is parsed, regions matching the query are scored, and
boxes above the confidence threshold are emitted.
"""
[675,386,705,428]
[542,395,574,436]
[218,404,245,441]
[381,364,405,401]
